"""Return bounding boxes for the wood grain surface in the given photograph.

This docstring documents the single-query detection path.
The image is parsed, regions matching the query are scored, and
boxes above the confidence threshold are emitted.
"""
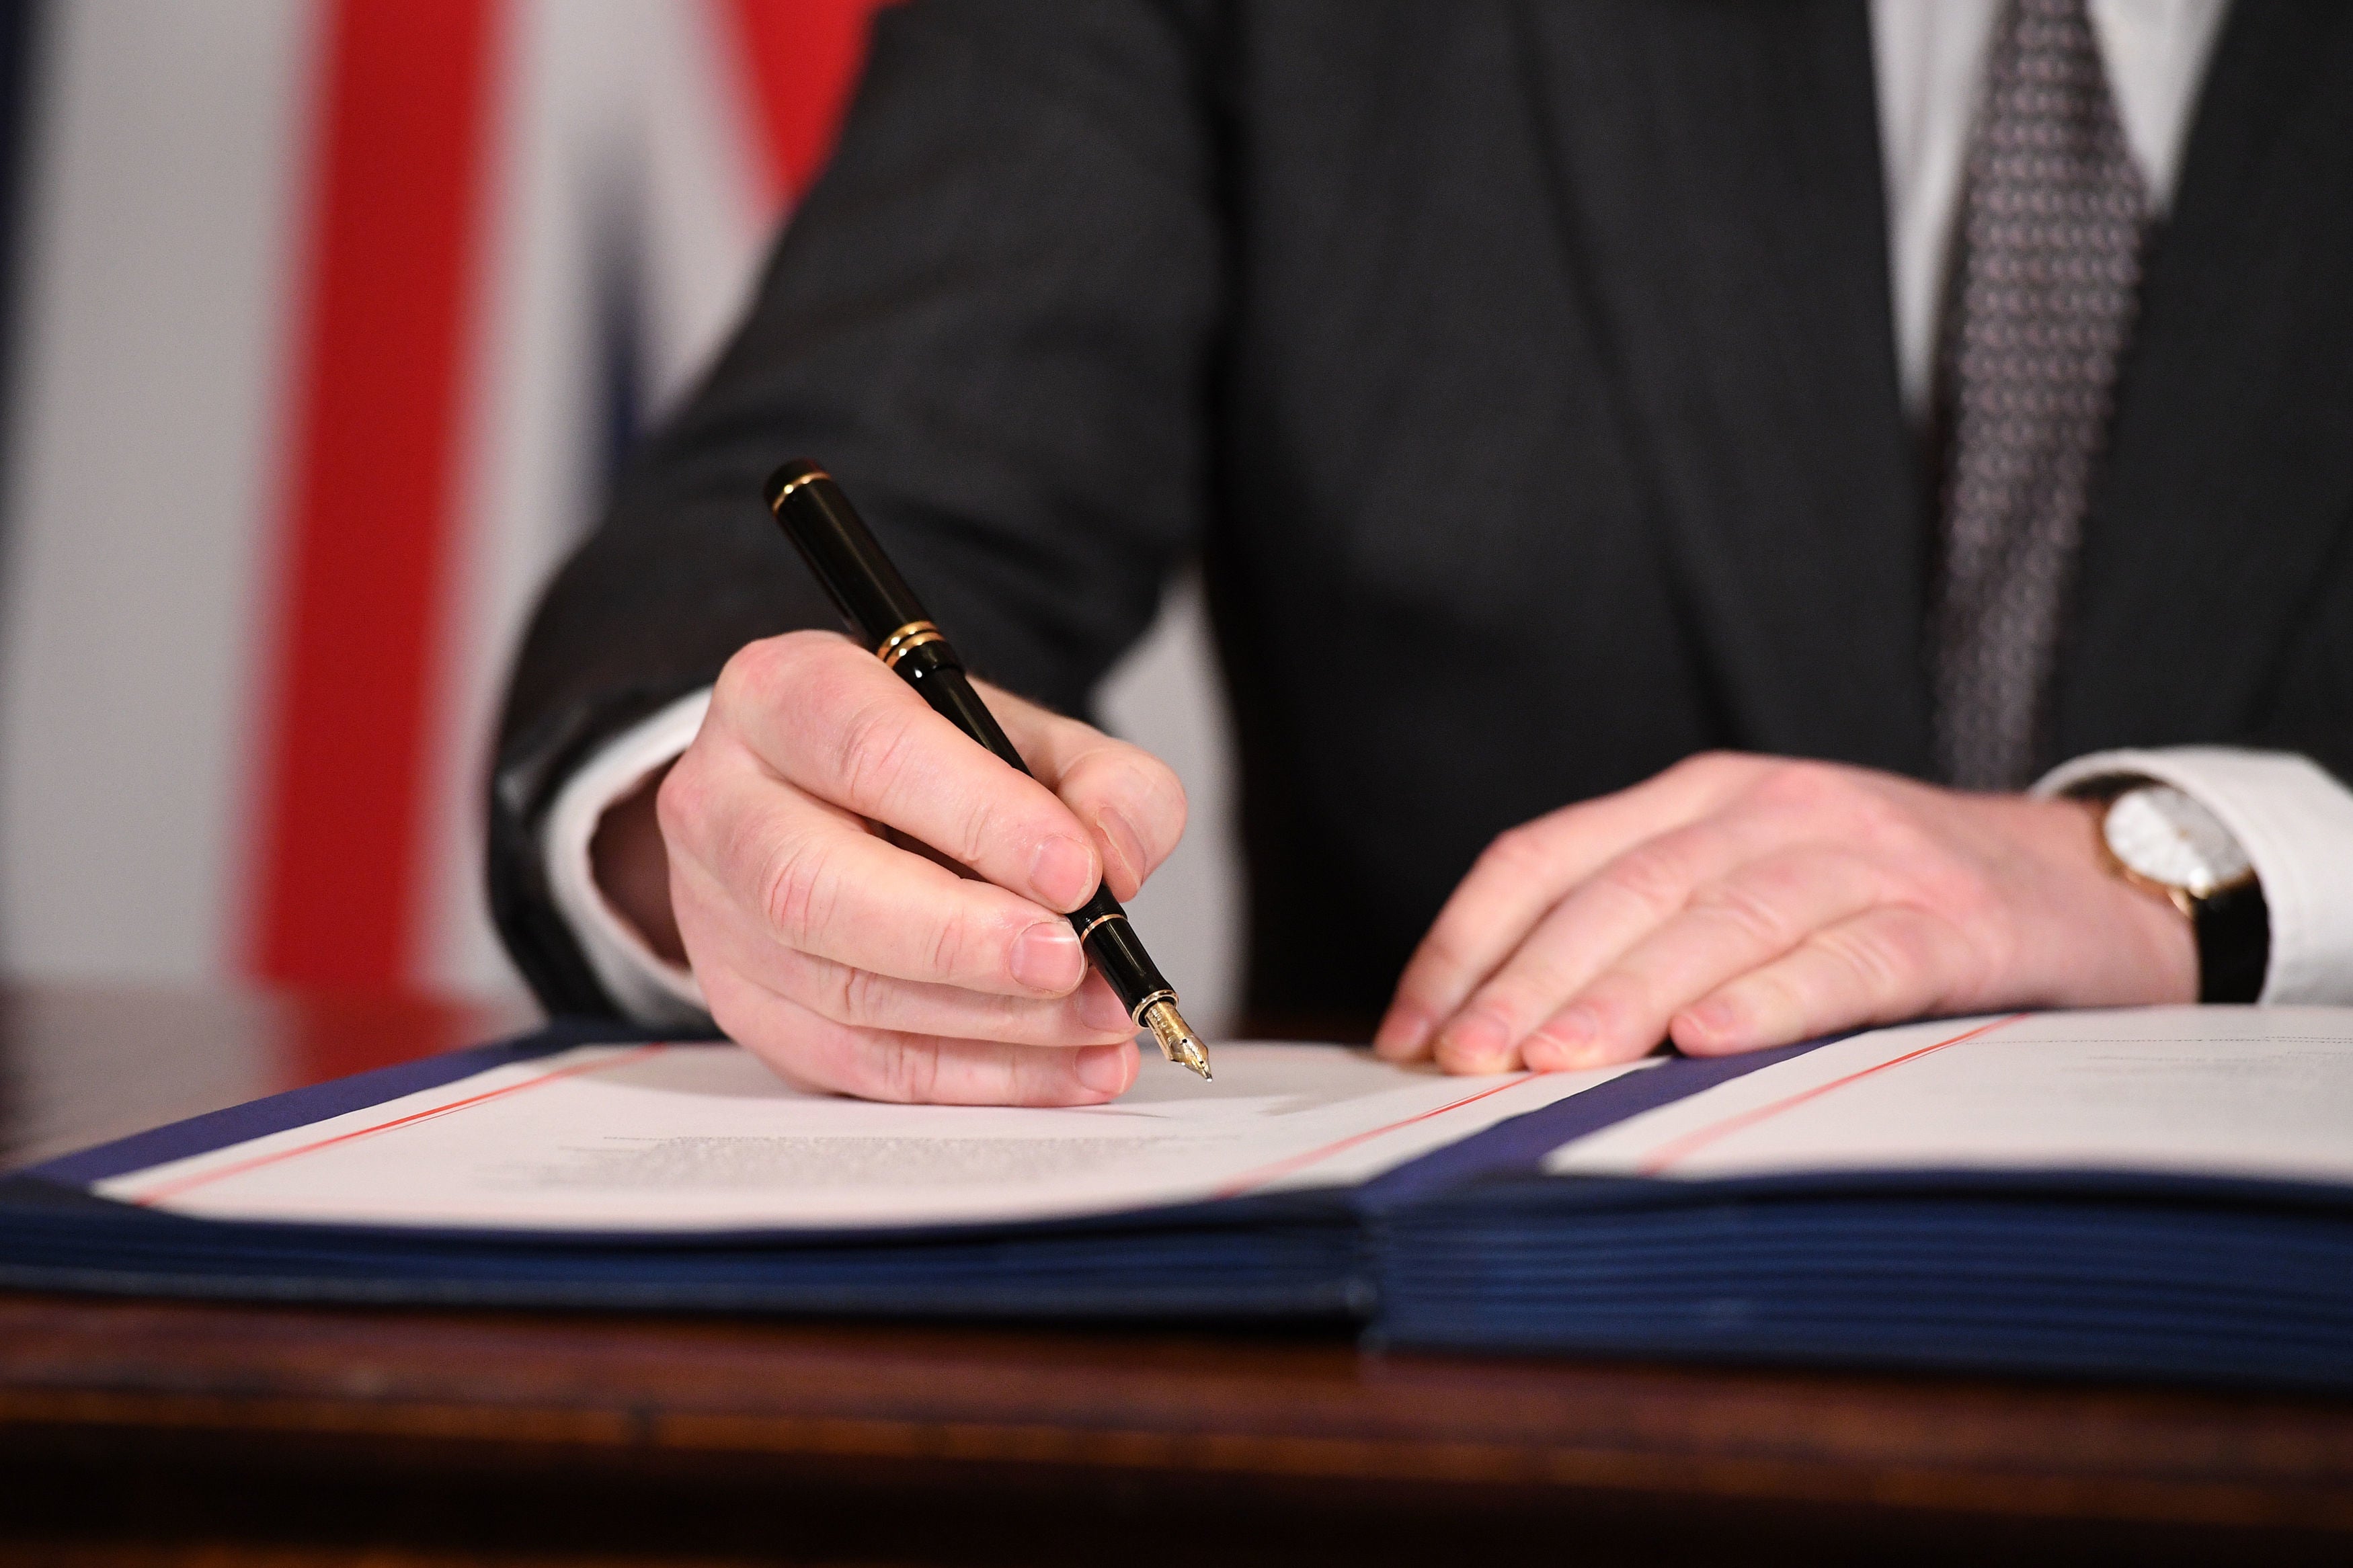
[4,985,2350,1565]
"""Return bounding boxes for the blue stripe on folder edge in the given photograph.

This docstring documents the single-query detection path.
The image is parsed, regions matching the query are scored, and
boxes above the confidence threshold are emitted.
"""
[1353,1038,1837,1211]
[26,1015,674,1187]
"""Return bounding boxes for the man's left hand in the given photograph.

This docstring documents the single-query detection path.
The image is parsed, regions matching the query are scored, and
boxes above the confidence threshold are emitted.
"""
[1373,753,2198,1073]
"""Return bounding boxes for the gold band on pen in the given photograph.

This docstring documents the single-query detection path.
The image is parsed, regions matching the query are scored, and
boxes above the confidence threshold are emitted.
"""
[1128,987,1176,1028]
[876,620,944,669]
[766,468,831,511]
[1076,911,1128,944]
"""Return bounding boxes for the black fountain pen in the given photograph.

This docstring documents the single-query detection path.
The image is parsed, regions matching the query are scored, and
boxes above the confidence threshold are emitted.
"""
[764,460,1213,1081]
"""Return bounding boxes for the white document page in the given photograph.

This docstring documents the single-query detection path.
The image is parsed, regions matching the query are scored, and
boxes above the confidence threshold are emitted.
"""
[1546,1005,2353,1185]
[97,1042,1642,1231]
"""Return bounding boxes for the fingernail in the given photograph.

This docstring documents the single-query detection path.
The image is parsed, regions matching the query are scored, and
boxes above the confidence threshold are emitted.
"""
[1676,999,1739,1047]
[1435,1009,1510,1071]
[1096,807,1148,897]
[1075,1042,1131,1094]
[1029,834,1096,910]
[1373,1006,1433,1059]
[1010,922,1083,993]
[1077,979,1132,1033]
[1523,1008,1603,1071]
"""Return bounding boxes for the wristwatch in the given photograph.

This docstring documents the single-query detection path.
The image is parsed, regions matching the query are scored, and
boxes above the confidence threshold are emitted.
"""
[2077,779,2270,1004]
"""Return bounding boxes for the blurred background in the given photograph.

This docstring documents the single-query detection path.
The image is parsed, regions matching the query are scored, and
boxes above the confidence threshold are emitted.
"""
[0,1,1241,1046]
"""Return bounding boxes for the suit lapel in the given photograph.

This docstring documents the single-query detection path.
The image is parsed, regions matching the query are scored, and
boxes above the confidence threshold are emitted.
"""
[1516,0,1930,773]
[2057,2,2353,755]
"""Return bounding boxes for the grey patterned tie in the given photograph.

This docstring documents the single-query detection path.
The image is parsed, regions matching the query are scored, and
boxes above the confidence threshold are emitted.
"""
[1930,0,2149,790]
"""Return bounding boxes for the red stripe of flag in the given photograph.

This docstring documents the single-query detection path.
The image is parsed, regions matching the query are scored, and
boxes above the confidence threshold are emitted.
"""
[724,0,893,208]
[249,0,500,991]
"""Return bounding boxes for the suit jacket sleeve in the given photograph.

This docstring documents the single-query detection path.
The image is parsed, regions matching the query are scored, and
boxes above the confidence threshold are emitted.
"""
[487,0,1228,1015]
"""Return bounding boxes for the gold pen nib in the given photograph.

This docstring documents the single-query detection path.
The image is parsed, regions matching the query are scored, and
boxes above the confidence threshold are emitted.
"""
[1140,997,1213,1081]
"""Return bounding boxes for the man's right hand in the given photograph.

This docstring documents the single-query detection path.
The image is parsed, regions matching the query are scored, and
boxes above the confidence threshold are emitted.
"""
[641,630,1187,1105]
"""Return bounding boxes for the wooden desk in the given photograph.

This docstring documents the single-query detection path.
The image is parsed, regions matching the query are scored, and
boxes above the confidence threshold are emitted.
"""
[3,984,2350,1565]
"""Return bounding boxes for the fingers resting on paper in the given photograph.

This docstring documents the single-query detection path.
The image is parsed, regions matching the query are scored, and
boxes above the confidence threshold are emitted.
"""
[1374,752,2198,1075]
[645,631,1184,1105]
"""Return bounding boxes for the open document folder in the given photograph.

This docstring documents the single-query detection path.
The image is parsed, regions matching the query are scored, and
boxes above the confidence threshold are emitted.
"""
[7,1007,2353,1393]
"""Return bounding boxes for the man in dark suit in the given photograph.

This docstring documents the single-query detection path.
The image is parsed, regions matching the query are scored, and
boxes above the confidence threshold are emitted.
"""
[489,1,2353,1104]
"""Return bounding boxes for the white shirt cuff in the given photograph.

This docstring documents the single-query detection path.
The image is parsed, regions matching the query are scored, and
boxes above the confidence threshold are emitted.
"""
[543,688,716,1028]
[2034,747,2353,1003]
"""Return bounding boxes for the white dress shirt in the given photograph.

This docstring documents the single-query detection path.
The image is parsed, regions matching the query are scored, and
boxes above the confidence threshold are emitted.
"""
[547,0,2353,1018]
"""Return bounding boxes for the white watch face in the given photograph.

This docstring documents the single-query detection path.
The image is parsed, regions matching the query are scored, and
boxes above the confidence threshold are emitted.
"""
[2103,785,2251,899]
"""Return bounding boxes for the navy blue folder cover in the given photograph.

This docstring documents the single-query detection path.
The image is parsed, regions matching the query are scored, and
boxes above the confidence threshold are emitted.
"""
[7,1021,2353,1395]
[0,1019,1365,1319]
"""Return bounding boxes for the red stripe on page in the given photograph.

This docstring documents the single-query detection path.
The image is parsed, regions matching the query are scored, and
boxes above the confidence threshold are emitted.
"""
[723,0,894,207]
[1211,1078,1536,1200]
[247,0,500,989]
[127,1044,672,1208]
[1634,1014,2032,1175]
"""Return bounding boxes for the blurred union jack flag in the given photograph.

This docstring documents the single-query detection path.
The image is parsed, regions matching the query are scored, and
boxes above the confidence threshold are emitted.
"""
[0,0,889,1004]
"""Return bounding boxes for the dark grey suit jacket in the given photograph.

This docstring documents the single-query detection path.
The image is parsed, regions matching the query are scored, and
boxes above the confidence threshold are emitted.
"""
[491,0,2353,1036]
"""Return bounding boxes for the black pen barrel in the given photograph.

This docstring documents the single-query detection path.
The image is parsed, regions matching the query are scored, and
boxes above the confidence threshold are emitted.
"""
[1068,886,1178,1020]
[764,460,932,645]
[895,653,1177,1021]
[764,460,1183,1029]
[893,645,1023,772]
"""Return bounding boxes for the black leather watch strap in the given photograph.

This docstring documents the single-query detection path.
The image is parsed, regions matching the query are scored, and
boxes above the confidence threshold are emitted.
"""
[2195,879,2270,1004]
